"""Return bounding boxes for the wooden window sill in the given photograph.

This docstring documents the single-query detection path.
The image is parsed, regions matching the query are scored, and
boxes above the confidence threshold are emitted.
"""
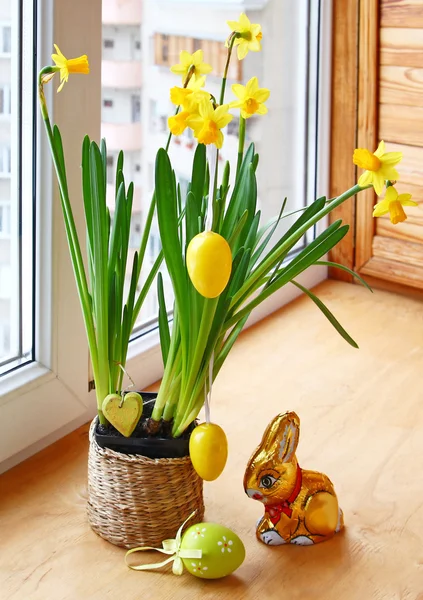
[1,280,422,599]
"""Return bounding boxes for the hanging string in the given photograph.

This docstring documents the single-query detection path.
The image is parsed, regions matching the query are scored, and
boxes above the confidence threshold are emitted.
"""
[204,144,217,422]
[114,363,155,406]
[115,362,135,407]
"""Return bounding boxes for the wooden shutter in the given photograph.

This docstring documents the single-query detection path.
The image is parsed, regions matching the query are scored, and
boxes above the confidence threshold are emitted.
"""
[330,0,423,292]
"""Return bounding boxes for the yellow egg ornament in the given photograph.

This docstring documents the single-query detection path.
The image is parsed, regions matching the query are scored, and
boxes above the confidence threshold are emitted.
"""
[186,231,232,298]
[189,422,228,481]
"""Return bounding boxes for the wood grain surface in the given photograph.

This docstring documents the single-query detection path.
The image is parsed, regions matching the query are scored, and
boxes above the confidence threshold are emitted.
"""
[1,281,423,599]
[379,103,423,146]
[355,0,379,271]
[380,27,423,67]
[381,0,423,27]
[328,0,359,281]
[380,65,423,106]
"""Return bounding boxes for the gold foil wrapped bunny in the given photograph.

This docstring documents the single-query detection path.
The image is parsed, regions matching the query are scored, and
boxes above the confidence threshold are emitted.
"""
[244,412,343,545]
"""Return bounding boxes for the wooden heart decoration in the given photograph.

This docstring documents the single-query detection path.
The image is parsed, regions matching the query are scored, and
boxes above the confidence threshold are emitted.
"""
[102,392,143,437]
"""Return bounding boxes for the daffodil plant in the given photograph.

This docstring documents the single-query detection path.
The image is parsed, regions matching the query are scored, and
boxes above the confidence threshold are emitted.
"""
[150,14,416,439]
[38,46,163,424]
[39,15,416,444]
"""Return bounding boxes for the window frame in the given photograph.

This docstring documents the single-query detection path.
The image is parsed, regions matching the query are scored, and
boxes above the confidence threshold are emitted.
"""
[0,0,333,473]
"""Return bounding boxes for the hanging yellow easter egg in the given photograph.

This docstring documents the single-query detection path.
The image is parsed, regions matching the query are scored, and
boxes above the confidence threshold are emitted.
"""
[186,231,232,298]
[189,422,228,481]
[180,522,245,579]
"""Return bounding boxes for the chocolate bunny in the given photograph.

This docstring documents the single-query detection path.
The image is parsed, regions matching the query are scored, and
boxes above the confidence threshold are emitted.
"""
[244,412,343,545]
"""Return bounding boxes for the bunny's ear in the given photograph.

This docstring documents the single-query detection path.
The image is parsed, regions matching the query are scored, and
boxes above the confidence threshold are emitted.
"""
[258,411,300,463]
[277,412,300,462]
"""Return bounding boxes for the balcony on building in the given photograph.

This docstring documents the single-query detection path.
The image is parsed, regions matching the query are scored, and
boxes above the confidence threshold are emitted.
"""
[101,122,142,153]
[102,60,142,89]
[102,0,142,25]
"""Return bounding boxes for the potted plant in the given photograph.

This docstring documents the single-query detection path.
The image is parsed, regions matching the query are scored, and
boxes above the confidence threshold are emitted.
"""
[39,15,414,550]
[38,46,205,549]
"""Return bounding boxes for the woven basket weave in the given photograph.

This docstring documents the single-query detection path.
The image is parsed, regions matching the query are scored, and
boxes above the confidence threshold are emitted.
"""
[87,419,205,548]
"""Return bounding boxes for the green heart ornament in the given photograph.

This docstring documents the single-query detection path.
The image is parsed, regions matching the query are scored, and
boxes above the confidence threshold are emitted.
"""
[102,392,143,437]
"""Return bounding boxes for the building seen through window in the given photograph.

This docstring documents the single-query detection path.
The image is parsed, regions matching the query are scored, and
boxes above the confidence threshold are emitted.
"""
[101,0,317,332]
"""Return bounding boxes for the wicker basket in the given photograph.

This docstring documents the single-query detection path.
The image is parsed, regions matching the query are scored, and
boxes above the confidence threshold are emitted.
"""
[87,418,205,548]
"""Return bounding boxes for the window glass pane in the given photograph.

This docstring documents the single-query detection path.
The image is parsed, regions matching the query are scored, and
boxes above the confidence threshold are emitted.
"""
[0,0,35,375]
[101,0,320,333]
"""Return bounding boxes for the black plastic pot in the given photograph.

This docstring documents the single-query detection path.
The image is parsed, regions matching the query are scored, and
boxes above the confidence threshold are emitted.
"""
[94,392,194,459]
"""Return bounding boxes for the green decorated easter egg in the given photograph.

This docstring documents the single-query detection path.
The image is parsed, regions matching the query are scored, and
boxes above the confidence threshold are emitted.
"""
[180,522,245,579]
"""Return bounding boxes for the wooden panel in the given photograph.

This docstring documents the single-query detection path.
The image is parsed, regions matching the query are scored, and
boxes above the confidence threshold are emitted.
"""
[376,212,423,241]
[380,66,423,105]
[381,0,423,28]
[379,103,423,145]
[373,233,423,266]
[386,142,423,185]
[328,0,359,281]
[394,180,423,203]
[361,271,423,298]
[355,0,379,271]
[360,254,423,288]
[380,28,423,67]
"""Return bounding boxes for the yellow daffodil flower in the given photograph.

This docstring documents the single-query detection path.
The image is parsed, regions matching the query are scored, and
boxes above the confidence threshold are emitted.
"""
[230,76,270,118]
[187,100,233,149]
[353,140,402,196]
[168,110,193,136]
[170,50,212,82]
[51,44,89,93]
[226,13,262,60]
[373,186,418,225]
[170,76,210,111]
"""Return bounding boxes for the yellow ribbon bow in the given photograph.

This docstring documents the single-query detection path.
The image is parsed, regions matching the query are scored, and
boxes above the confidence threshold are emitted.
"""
[125,511,202,576]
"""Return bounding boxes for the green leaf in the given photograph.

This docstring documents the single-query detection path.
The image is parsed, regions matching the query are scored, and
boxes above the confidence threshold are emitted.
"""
[115,151,124,199]
[100,138,107,197]
[108,182,126,278]
[228,247,251,297]
[228,209,249,251]
[81,136,94,284]
[190,143,206,208]
[89,141,109,392]
[227,222,349,326]
[185,190,200,247]
[274,222,348,284]
[315,261,373,292]
[155,148,189,342]
[251,199,286,266]
[215,314,249,374]
[291,280,359,348]
[53,125,70,199]
[221,143,255,239]
[157,272,170,366]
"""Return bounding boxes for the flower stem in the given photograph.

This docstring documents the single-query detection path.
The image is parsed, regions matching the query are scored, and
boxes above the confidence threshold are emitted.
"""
[219,34,237,105]
[236,116,246,177]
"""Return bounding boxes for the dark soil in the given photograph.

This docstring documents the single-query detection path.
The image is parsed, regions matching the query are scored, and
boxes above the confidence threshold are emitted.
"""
[95,392,195,441]
[96,417,194,440]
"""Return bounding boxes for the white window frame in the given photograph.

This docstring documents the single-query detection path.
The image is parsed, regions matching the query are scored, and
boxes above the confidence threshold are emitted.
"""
[0,0,332,473]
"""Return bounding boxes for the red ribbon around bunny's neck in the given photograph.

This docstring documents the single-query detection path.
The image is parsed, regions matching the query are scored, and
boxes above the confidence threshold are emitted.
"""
[266,465,303,524]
